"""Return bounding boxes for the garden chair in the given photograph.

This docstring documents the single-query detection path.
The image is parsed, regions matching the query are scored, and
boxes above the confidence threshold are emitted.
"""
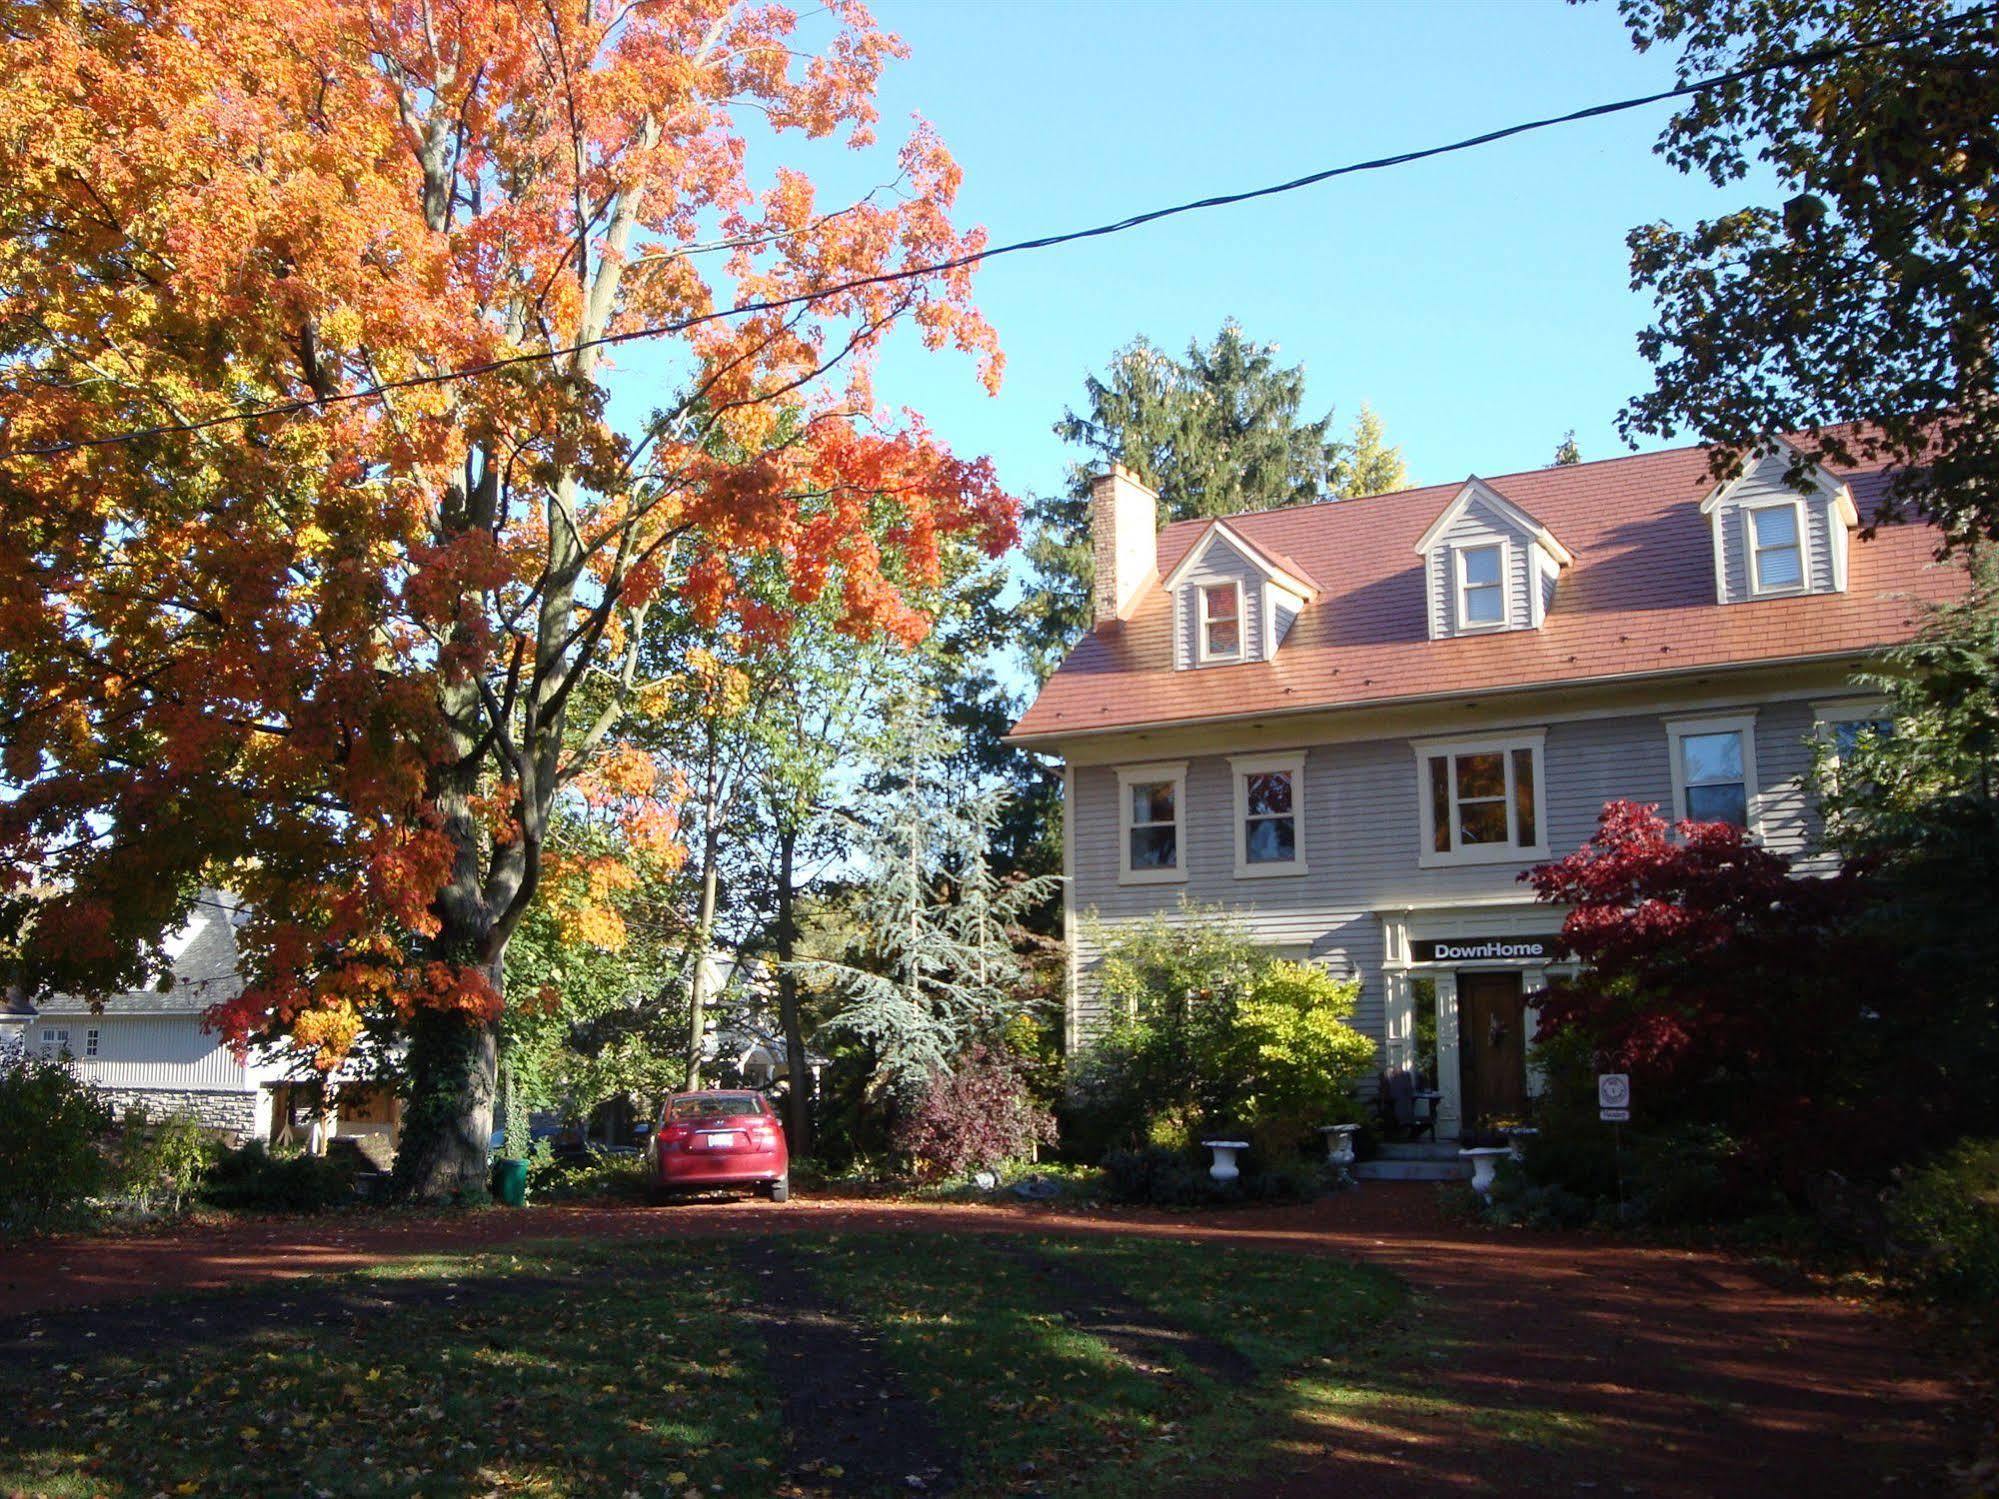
[1377,1068,1440,1143]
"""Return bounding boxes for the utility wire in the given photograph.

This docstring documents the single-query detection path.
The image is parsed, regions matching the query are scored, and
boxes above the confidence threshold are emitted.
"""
[9,3,1994,460]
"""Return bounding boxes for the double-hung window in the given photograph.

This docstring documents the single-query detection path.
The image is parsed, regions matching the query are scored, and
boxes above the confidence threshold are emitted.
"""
[1231,751,1307,877]
[1666,713,1759,829]
[1197,582,1243,663]
[40,1027,68,1058]
[1456,543,1506,628]
[1747,503,1806,594]
[84,1027,99,1058]
[1116,761,1188,884]
[1414,730,1548,866]
[1816,700,1894,796]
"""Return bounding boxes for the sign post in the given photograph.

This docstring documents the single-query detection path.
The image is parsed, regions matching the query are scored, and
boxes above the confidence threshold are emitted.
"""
[1598,1074,1631,1219]
[1597,1072,1630,1122]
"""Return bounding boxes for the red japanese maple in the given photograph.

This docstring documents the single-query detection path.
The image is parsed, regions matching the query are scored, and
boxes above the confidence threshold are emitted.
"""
[1525,801,1892,1167]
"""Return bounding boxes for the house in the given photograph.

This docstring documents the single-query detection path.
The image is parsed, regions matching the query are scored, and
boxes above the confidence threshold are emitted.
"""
[0,986,31,1056]
[29,891,401,1158]
[1009,439,1960,1139]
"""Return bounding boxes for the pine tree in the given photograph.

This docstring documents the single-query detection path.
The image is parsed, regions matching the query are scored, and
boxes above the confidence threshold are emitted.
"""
[1017,322,1408,682]
[794,691,1057,1095]
[1331,402,1410,497]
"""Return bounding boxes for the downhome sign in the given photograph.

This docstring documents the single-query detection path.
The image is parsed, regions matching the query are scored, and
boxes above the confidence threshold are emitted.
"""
[1411,935,1563,963]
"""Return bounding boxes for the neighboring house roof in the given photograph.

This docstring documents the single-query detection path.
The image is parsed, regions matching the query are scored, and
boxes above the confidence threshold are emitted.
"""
[1010,440,1962,743]
[35,891,249,1017]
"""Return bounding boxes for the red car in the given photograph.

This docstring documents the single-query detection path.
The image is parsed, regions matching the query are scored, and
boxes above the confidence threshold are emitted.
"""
[648,1090,790,1202]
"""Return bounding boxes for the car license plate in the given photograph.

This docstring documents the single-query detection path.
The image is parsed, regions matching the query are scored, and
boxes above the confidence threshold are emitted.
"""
[698,1131,737,1149]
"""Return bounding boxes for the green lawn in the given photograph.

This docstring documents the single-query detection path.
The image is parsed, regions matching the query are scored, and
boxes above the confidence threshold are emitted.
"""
[0,1232,1408,1498]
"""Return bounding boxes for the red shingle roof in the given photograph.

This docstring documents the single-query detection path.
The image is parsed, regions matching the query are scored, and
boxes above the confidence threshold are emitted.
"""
[1009,442,1963,744]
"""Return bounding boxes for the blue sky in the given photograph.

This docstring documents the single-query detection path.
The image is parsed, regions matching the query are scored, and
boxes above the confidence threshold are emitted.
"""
[731,0,1761,500]
[606,0,1775,562]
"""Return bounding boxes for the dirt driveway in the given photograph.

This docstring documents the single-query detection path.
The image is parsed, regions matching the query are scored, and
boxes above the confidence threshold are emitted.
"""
[0,1186,1975,1496]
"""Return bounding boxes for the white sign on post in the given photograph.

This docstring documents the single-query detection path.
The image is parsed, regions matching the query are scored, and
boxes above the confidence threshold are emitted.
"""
[1598,1072,1631,1122]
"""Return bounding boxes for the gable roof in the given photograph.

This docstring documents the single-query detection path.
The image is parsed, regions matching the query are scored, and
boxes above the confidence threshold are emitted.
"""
[35,891,248,1017]
[1159,517,1324,600]
[1010,438,1962,745]
[1414,476,1575,566]
[1699,436,1860,529]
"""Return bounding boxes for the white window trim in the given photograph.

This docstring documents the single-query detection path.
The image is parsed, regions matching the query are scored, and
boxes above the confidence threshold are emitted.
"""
[1230,750,1308,878]
[1412,728,1549,868]
[1745,499,1809,597]
[1453,539,1510,632]
[1115,760,1189,886]
[1814,698,1894,788]
[1814,697,1893,733]
[1194,579,1246,665]
[1665,711,1761,833]
[84,1027,99,1058]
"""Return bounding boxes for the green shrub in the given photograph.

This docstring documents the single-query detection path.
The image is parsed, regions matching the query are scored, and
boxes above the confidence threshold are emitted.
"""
[116,1109,215,1213]
[1479,1157,1599,1229]
[0,1054,113,1232]
[1887,1139,1999,1302]
[201,1141,354,1213]
[1068,906,1375,1158]
[529,1147,650,1203]
[1098,1144,1322,1208]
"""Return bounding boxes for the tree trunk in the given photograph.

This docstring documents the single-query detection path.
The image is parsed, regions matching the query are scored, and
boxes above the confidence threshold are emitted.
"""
[775,823,811,1156]
[684,821,721,1090]
[392,979,500,1202]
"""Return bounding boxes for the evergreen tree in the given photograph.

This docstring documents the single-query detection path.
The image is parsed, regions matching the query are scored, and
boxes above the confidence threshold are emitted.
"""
[1017,321,1407,683]
[1332,403,1411,496]
[794,691,1057,1096]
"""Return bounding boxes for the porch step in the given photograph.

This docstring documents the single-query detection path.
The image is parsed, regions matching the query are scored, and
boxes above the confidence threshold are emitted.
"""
[1355,1157,1472,1183]
[1374,1141,1464,1162]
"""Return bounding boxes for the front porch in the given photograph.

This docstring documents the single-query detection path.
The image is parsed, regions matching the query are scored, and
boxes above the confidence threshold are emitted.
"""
[1375,898,1575,1141]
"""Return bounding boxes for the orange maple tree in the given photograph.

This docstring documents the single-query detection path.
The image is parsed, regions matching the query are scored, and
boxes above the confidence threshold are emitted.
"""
[0,0,1012,1196]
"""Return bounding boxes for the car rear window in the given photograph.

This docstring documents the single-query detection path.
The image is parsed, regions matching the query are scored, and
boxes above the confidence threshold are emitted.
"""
[667,1095,765,1120]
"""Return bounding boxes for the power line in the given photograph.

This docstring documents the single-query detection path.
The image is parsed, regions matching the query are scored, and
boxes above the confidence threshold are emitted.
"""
[9,4,1994,460]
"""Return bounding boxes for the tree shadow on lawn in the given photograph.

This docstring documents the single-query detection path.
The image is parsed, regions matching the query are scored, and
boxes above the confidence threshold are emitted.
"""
[0,1226,1758,1498]
[0,1244,784,1498]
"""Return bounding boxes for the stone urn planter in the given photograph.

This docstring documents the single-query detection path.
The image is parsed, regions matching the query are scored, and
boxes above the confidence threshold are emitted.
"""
[1459,1146,1510,1199]
[1200,1139,1250,1184]
[1318,1124,1360,1187]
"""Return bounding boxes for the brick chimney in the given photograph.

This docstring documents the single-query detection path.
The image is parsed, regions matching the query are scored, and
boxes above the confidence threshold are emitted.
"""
[1090,464,1158,625]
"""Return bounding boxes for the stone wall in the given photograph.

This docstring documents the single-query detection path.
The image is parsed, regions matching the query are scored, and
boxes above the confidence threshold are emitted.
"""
[93,1085,256,1138]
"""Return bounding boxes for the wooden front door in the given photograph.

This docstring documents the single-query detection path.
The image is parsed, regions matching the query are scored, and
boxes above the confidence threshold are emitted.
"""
[1457,971,1528,1126]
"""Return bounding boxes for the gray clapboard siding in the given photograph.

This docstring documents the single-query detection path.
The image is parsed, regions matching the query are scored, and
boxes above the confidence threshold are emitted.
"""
[1071,696,1831,1044]
[51,1014,251,1091]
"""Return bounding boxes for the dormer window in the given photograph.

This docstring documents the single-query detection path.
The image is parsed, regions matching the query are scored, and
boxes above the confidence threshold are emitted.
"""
[1162,519,1321,670]
[1456,543,1506,628]
[1747,502,1804,594]
[1415,478,1572,641]
[1700,441,1858,604]
[1198,581,1243,662]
